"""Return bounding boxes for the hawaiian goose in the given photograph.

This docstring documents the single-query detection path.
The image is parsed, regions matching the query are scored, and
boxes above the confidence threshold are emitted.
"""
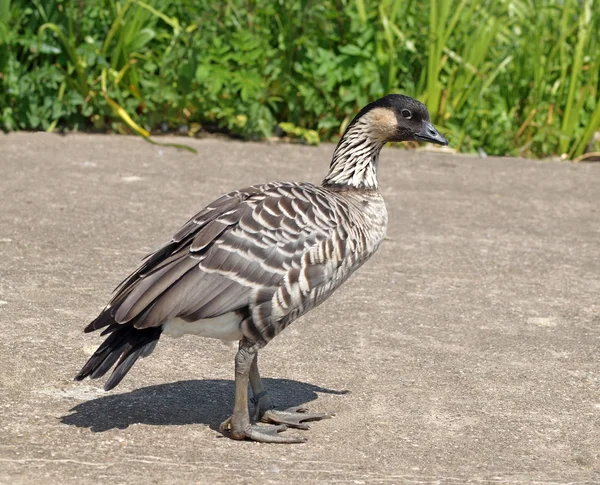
[75,94,447,443]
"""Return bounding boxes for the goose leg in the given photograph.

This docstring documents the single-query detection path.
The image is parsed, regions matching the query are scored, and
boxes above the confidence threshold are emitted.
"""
[219,345,306,443]
[249,354,334,430]
[249,354,275,421]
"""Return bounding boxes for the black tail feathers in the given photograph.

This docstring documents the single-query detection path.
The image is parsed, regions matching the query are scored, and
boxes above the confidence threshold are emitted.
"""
[75,324,162,391]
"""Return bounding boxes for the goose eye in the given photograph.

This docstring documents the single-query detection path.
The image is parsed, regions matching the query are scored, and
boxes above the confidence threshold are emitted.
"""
[401,109,412,119]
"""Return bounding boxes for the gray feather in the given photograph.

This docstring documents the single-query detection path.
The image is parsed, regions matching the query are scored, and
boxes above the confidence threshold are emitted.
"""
[88,181,386,347]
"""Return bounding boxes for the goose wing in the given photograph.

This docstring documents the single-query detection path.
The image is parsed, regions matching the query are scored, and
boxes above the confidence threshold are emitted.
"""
[86,182,348,342]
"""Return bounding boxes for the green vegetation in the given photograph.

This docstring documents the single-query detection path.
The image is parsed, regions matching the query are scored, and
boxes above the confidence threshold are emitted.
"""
[1,0,599,159]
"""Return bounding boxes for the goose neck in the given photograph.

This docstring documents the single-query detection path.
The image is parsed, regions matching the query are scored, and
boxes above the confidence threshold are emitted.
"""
[322,120,384,190]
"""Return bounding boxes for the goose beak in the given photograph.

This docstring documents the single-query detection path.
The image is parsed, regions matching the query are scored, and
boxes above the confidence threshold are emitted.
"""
[416,122,448,146]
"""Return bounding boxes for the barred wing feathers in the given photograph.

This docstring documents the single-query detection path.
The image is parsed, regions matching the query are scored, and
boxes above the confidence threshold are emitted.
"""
[85,182,351,343]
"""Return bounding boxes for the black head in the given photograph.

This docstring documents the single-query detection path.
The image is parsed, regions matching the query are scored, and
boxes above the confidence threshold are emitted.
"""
[347,94,448,146]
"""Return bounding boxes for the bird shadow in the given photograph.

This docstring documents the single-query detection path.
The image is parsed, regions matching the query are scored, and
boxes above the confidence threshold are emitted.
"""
[61,379,349,433]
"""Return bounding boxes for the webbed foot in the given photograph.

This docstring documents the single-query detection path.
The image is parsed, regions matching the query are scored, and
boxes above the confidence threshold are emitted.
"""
[219,416,307,444]
[261,406,334,430]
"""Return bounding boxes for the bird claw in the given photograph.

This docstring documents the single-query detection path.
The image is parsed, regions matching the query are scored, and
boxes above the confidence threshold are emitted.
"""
[219,416,233,435]
[261,406,334,430]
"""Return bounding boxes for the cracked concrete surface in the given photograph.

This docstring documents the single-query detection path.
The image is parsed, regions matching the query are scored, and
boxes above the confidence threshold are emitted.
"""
[0,132,599,484]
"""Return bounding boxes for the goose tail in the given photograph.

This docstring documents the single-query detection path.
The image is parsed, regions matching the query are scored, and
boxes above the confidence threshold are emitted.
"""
[74,324,162,391]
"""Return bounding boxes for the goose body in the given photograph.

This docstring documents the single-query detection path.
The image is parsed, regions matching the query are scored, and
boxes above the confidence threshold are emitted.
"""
[76,94,447,443]
[156,182,388,344]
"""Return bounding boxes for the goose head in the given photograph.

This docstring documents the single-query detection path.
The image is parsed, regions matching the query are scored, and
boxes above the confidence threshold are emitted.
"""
[350,94,448,146]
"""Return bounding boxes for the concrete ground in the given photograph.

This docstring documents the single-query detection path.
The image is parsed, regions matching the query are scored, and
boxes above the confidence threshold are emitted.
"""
[0,132,599,484]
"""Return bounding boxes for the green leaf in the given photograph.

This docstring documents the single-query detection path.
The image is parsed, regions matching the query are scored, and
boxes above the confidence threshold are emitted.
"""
[127,27,155,52]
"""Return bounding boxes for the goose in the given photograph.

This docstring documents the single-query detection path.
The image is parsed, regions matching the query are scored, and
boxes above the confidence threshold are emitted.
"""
[75,94,447,443]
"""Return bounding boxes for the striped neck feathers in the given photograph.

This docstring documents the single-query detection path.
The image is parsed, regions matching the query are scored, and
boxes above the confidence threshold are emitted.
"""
[322,116,386,190]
